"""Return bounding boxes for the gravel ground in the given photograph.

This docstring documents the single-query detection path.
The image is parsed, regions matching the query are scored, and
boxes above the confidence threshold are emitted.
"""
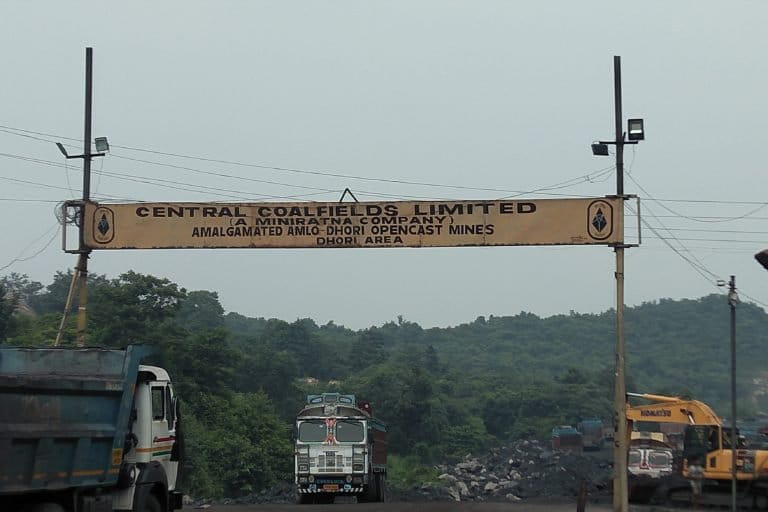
[192,499,615,511]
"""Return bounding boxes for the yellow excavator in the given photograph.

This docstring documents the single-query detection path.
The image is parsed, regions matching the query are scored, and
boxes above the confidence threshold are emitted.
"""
[626,392,768,509]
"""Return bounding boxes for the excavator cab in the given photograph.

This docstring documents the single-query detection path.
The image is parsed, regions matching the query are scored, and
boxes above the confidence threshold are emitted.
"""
[682,425,713,470]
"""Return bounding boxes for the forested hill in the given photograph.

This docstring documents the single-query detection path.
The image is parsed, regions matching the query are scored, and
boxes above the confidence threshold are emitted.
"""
[1,270,767,497]
[224,293,768,412]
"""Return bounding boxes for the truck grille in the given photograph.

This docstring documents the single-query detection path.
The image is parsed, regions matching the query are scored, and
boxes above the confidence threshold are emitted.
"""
[314,453,348,472]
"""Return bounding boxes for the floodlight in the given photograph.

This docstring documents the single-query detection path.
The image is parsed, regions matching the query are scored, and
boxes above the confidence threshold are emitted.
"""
[56,142,69,157]
[94,137,110,152]
[591,143,609,156]
[756,249,768,270]
[627,119,645,141]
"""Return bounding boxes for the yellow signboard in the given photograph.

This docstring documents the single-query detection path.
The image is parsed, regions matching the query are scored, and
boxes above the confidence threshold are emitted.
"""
[83,198,622,250]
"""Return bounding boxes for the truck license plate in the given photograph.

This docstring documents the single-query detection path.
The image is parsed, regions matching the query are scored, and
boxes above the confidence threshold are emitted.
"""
[323,484,339,491]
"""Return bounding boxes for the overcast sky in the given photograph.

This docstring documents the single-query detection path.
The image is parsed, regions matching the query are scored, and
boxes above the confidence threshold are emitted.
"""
[1,1,766,329]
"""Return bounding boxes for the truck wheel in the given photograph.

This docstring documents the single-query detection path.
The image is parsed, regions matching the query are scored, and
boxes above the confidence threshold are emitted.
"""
[296,493,314,505]
[30,504,66,512]
[377,474,387,502]
[364,474,379,502]
[143,494,162,512]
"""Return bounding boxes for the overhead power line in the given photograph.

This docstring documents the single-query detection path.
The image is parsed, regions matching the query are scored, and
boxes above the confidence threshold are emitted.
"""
[626,172,768,223]
[626,202,722,284]
[0,123,625,198]
[0,223,59,272]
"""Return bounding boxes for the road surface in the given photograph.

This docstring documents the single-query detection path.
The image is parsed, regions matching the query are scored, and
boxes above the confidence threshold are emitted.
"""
[195,500,615,511]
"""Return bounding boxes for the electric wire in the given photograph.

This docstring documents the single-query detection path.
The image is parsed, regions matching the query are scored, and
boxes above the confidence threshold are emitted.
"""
[0,223,60,272]
[626,172,768,223]
[0,152,341,201]
[3,123,767,209]
[0,145,625,204]
[740,291,768,309]
[63,157,75,198]
[0,198,63,203]
[496,166,615,199]
[626,202,722,284]
[0,124,624,198]
[640,227,768,235]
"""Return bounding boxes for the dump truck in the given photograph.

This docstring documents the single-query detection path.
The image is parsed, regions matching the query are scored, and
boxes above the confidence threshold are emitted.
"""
[550,425,583,454]
[627,431,676,503]
[294,393,387,504]
[0,345,183,512]
[576,417,605,451]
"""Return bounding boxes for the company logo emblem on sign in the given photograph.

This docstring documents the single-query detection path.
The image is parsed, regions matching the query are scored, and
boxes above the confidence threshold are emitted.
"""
[92,206,115,244]
[83,198,624,250]
[587,199,614,241]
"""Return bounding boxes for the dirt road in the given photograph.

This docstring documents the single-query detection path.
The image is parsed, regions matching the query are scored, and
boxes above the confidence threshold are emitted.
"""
[196,500,614,512]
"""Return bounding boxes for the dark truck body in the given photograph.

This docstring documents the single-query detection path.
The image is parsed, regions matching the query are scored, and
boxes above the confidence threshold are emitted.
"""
[576,418,605,451]
[550,425,583,454]
[0,346,181,512]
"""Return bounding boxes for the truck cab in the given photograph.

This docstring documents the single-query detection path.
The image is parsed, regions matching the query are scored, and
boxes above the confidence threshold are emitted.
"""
[294,393,387,504]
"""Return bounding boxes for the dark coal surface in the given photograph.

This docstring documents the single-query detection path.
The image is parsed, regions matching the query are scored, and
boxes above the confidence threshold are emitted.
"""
[188,438,614,507]
[389,439,613,503]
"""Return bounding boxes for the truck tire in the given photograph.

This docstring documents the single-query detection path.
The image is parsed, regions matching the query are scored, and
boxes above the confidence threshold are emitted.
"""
[143,494,162,512]
[30,504,66,512]
[360,475,377,503]
[296,493,314,505]
[377,474,387,502]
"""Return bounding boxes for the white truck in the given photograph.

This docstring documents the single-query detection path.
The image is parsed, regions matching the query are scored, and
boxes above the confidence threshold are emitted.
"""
[294,393,387,504]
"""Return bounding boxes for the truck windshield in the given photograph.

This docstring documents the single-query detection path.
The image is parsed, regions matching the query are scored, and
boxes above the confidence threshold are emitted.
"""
[336,420,364,442]
[298,420,327,442]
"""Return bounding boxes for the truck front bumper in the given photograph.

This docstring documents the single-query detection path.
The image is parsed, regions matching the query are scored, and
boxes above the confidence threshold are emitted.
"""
[297,475,365,493]
[297,485,364,494]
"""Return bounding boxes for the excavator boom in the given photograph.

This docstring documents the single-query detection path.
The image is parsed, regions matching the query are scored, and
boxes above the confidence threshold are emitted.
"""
[626,393,722,426]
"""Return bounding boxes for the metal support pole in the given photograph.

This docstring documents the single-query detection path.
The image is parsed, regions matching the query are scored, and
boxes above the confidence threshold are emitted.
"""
[729,275,737,512]
[54,268,79,346]
[612,55,629,512]
[75,47,94,347]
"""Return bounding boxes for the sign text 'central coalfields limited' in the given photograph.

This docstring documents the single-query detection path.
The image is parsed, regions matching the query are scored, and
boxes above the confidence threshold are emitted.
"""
[84,198,621,250]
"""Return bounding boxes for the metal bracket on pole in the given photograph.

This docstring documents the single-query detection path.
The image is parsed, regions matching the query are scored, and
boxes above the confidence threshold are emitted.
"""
[60,200,88,254]
[604,194,641,249]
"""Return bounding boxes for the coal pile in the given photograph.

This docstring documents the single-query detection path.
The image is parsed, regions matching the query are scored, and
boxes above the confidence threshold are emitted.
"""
[188,481,297,507]
[391,439,613,503]
[190,439,614,505]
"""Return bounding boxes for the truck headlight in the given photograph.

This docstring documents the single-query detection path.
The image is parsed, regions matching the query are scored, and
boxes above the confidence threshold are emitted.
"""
[297,445,310,466]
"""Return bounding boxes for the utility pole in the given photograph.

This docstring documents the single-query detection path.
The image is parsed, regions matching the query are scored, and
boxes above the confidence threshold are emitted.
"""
[592,56,642,512]
[728,275,738,512]
[611,55,629,512]
[54,48,105,346]
[75,47,95,346]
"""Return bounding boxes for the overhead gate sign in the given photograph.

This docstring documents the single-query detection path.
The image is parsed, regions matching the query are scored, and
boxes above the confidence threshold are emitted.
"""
[83,198,621,250]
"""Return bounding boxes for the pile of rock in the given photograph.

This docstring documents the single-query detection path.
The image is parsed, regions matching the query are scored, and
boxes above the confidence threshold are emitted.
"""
[190,439,614,505]
[391,439,613,503]
[189,481,297,507]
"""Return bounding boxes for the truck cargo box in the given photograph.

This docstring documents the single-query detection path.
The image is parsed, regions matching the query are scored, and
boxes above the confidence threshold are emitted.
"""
[0,346,151,495]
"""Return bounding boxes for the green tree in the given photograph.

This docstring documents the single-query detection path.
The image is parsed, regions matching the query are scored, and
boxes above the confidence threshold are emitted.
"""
[0,281,18,341]
[176,290,225,332]
[183,392,292,498]
[89,271,186,346]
